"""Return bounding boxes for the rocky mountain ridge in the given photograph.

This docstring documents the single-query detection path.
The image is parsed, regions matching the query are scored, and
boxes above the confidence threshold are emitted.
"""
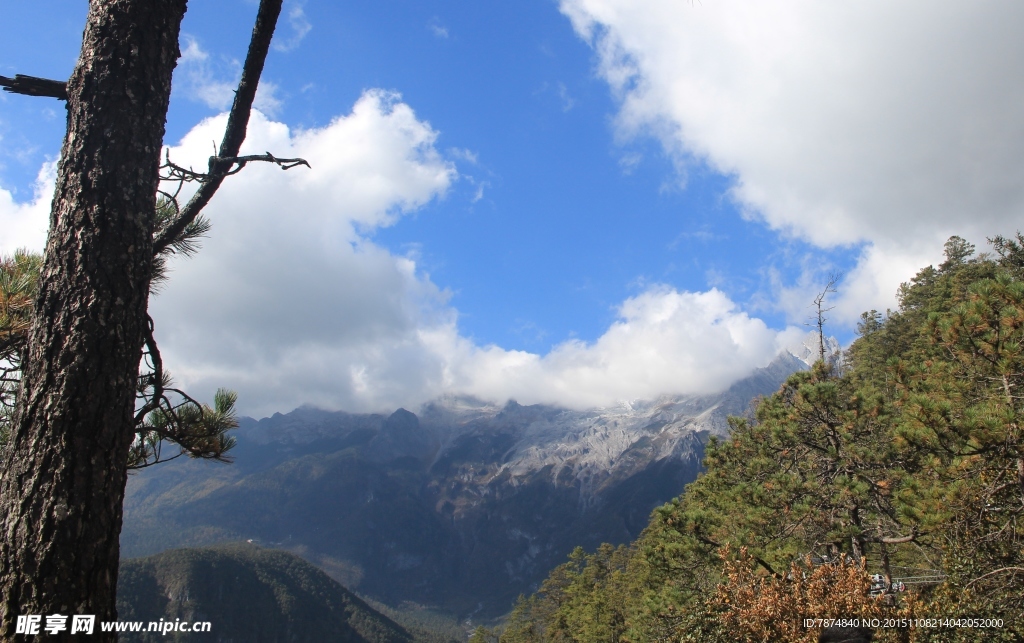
[245,349,811,499]
[122,348,816,617]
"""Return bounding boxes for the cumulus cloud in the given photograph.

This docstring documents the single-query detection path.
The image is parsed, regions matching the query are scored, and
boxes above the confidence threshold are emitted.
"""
[146,90,803,414]
[1,90,803,416]
[147,91,456,414]
[559,0,1024,318]
[0,160,55,255]
[441,287,798,410]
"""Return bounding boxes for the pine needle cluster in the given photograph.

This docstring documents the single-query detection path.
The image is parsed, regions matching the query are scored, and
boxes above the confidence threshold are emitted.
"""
[0,200,237,470]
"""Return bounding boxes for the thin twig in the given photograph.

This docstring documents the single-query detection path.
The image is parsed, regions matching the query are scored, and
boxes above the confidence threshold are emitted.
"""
[964,567,1024,588]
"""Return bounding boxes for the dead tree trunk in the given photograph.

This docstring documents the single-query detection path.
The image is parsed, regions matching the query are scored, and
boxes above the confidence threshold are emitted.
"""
[0,1,187,639]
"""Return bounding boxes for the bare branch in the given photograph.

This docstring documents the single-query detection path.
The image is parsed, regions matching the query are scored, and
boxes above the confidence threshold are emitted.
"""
[153,0,289,255]
[693,532,779,577]
[965,567,1024,588]
[160,151,308,185]
[875,533,917,545]
[216,152,310,175]
[0,74,68,100]
[807,273,841,364]
[134,316,164,425]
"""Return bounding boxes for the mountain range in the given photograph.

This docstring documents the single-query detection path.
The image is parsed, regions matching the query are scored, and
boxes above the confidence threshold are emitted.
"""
[121,346,822,619]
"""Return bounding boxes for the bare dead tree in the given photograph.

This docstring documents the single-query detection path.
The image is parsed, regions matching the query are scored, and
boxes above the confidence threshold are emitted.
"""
[0,1,307,639]
[808,273,841,365]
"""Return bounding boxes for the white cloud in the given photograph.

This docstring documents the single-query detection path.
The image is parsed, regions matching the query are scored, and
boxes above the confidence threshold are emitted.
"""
[471,182,487,203]
[448,148,478,165]
[176,36,238,110]
[618,151,642,174]
[0,160,56,256]
[148,90,804,415]
[556,82,576,112]
[148,90,457,413]
[274,1,312,52]
[441,286,797,409]
[179,36,208,64]
[176,36,284,119]
[2,91,802,416]
[559,0,1024,319]
[428,18,450,39]
[254,81,283,118]
[177,35,281,115]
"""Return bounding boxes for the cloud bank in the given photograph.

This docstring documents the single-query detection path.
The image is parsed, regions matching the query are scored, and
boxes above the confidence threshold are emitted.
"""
[559,0,1024,319]
[437,287,801,410]
[15,0,1020,415]
[1,91,800,415]
[146,91,796,414]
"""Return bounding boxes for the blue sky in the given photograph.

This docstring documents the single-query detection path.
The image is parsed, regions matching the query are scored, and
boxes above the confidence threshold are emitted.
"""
[3,1,1024,415]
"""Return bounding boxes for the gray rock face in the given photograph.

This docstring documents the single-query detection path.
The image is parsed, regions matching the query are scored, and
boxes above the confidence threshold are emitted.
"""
[367,408,433,462]
[122,351,807,618]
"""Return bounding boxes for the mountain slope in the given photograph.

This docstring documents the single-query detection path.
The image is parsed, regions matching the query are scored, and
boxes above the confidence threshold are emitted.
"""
[121,352,807,618]
[117,544,415,642]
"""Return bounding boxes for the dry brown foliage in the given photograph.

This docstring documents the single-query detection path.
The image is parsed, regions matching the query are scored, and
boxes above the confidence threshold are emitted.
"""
[711,547,918,643]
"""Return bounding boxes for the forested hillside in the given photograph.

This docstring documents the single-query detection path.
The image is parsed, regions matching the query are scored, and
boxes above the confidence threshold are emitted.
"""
[117,544,453,643]
[494,236,1024,643]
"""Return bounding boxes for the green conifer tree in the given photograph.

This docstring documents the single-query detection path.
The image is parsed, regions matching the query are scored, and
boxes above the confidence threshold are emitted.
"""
[505,236,1024,642]
[0,201,238,469]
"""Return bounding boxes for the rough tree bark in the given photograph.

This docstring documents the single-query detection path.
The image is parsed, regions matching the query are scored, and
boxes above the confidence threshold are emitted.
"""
[0,2,188,638]
[0,2,294,641]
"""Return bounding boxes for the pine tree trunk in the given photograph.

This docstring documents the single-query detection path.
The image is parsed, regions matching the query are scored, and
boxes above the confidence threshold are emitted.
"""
[0,2,186,639]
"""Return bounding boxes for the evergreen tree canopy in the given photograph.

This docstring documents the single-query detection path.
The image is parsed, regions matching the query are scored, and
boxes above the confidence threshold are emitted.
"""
[501,235,1024,643]
[0,202,237,470]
